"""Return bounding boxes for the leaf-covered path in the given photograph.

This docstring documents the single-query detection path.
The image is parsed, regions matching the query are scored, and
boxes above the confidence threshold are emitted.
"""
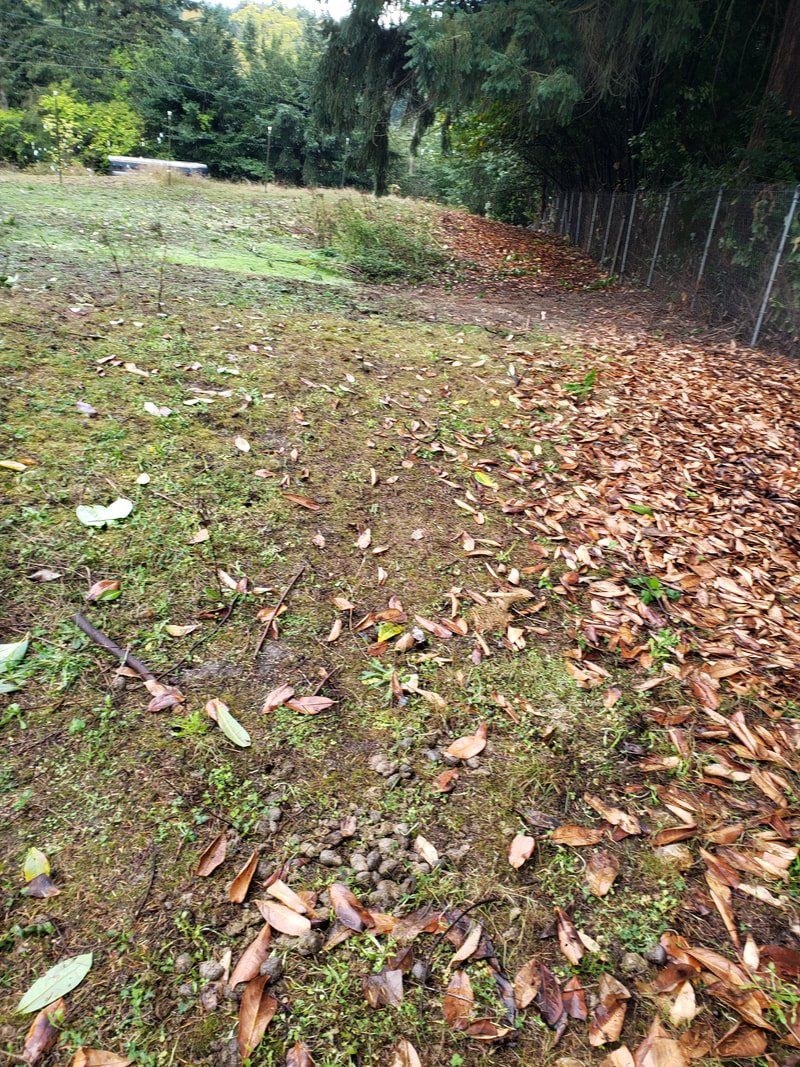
[2,174,800,1067]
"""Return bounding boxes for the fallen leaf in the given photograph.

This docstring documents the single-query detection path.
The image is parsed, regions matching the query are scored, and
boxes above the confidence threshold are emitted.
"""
[363,967,403,1007]
[284,695,335,715]
[229,925,271,987]
[205,699,251,748]
[228,849,259,903]
[22,848,50,882]
[389,1039,421,1067]
[444,969,473,1028]
[414,835,439,866]
[76,499,133,529]
[28,569,61,582]
[634,1016,688,1066]
[508,833,536,869]
[584,793,643,835]
[17,954,93,1014]
[85,579,121,603]
[600,1050,635,1067]
[189,528,210,544]
[22,999,65,1065]
[669,981,698,1026]
[556,908,584,965]
[237,975,277,1059]
[256,900,311,937]
[589,973,631,1047]
[286,1041,315,1067]
[450,923,482,968]
[356,529,372,549]
[513,958,541,1009]
[22,874,60,899]
[266,880,309,914]
[262,684,294,713]
[714,1024,767,1058]
[72,1051,133,1067]
[329,882,374,932]
[196,832,227,877]
[562,975,588,1020]
[435,769,459,793]
[585,849,620,896]
[234,436,251,452]
[284,492,322,510]
[445,723,487,760]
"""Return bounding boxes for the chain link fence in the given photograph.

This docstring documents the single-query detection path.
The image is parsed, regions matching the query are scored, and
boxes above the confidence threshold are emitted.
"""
[543,184,800,350]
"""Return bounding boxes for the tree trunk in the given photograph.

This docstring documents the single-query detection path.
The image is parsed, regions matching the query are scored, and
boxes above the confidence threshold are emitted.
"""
[748,0,800,149]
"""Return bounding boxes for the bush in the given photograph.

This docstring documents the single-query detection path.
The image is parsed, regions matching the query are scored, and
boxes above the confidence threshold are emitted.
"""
[0,110,37,167]
[332,200,446,282]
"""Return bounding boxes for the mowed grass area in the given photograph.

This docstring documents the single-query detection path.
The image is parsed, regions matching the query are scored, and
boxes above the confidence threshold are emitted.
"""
[0,174,722,1066]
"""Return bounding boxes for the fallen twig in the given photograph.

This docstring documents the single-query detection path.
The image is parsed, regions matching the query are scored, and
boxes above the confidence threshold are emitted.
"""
[253,566,306,660]
[72,612,154,680]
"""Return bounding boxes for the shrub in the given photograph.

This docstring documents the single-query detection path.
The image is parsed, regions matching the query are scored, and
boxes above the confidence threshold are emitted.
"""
[332,200,446,282]
[0,110,37,167]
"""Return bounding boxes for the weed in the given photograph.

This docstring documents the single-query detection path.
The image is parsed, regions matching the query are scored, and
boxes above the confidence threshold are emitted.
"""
[564,368,597,400]
[646,627,680,666]
[629,573,681,605]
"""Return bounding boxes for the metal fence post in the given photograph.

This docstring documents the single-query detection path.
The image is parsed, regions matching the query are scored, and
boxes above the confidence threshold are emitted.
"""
[599,191,616,266]
[609,196,628,276]
[691,185,724,308]
[647,189,671,288]
[751,184,800,347]
[574,191,583,245]
[619,189,638,280]
[586,193,598,254]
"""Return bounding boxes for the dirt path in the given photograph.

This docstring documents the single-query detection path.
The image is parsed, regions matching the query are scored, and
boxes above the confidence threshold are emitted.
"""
[2,175,799,1067]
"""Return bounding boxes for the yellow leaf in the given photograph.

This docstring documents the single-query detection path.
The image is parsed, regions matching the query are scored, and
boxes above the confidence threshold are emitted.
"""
[23,848,50,882]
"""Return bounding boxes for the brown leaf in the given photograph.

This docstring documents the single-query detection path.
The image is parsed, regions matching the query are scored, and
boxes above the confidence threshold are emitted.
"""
[589,974,631,1047]
[585,849,620,896]
[450,923,482,967]
[262,684,294,713]
[551,824,604,846]
[22,873,60,898]
[513,958,541,1009]
[284,493,321,511]
[23,1000,65,1065]
[462,1019,512,1041]
[414,835,439,866]
[444,969,474,1028]
[329,882,375,932]
[556,908,584,965]
[435,768,459,793]
[634,1016,688,1066]
[237,975,277,1059]
[535,963,565,1029]
[444,722,487,760]
[600,1050,635,1067]
[561,976,587,1021]
[714,1024,767,1058]
[414,614,453,640]
[228,848,259,903]
[584,793,643,835]
[389,1039,422,1067]
[286,1041,315,1067]
[669,981,698,1026]
[85,579,120,602]
[284,695,335,715]
[230,924,272,987]
[72,1051,133,1067]
[256,900,311,937]
[508,833,536,869]
[196,832,227,877]
[266,880,309,914]
[362,967,403,1007]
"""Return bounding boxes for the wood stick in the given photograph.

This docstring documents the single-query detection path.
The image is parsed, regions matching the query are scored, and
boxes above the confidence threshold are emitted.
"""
[72,612,154,680]
[253,566,305,660]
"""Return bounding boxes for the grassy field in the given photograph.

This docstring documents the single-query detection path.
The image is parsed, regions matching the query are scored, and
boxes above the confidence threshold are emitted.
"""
[2,173,798,1067]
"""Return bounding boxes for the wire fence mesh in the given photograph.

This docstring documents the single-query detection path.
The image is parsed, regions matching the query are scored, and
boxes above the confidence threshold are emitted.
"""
[542,183,800,350]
